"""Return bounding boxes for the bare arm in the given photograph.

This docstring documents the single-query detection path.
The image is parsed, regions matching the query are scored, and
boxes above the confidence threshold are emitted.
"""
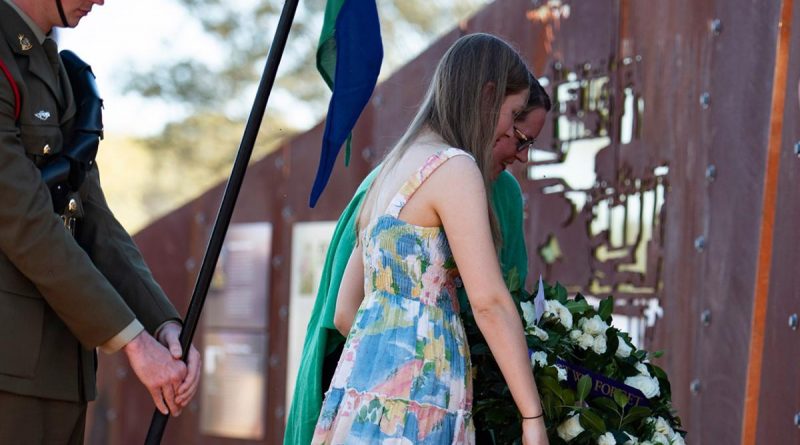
[429,158,547,441]
[333,243,365,336]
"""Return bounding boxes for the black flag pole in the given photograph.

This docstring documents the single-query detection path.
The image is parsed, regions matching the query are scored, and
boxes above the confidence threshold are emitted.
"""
[144,0,300,443]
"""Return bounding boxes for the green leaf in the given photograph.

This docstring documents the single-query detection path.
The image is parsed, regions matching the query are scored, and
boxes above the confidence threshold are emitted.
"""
[576,375,592,402]
[539,376,565,403]
[555,283,568,303]
[651,350,665,359]
[564,299,592,314]
[613,389,629,408]
[650,364,668,380]
[621,406,651,427]
[598,296,614,321]
[590,397,621,414]
[578,409,606,434]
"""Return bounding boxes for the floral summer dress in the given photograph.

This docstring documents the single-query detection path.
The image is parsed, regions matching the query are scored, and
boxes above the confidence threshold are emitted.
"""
[312,148,476,444]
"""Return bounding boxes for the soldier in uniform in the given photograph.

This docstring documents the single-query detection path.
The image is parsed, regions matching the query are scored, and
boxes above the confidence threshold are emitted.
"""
[0,0,200,442]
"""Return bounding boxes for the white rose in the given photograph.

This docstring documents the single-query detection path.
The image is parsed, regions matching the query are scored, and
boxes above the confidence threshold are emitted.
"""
[592,335,607,354]
[545,300,573,329]
[650,433,669,445]
[624,432,640,445]
[598,432,616,445]
[556,414,584,441]
[532,325,549,341]
[635,362,651,377]
[653,417,672,435]
[555,365,568,382]
[570,329,583,341]
[530,351,548,368]
[616,339,632,358]
[558,306,574,330]
[520,301,537,327]
[625,375,661,398]
[578,333,595,350]
[582,315,607,335]
[670,434,686,445]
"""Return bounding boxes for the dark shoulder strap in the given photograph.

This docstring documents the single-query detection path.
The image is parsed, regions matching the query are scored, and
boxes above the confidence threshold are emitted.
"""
[0,58,20,121]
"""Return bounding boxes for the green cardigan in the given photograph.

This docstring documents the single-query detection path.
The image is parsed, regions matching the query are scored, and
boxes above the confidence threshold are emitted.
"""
[284,170,528,444]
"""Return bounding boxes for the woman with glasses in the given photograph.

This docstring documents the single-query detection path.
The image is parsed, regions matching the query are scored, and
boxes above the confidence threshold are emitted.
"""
[286,73,552,445]
[310,34,550,444]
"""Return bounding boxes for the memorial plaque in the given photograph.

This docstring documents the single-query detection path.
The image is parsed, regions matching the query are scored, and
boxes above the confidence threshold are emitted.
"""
[205,222,272,329]
[285,221,336,412]
[200,331,267,439]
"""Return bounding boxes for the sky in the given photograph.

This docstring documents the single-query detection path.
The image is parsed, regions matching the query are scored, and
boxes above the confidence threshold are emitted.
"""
[57,0,315,137]
[58,0,200,135]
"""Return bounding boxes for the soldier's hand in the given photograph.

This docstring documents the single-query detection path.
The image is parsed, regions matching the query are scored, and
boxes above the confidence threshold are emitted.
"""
[157,322,201,409]
[123,331,188,416]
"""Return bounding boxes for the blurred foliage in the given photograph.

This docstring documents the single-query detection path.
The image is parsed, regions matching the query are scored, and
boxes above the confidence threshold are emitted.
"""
[105,0,488,232]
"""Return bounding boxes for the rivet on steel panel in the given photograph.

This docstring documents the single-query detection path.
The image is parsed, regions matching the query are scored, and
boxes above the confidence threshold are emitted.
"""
[699,92,711,109]
[694,236,706,252]
[362,147,373,161]
[789,313,799,330]
[705,164,716,181]
[690,379,701,394]
[281,205,293,221]
[272,255,283,268]
[710,18,723,35]
[701,309,712,326]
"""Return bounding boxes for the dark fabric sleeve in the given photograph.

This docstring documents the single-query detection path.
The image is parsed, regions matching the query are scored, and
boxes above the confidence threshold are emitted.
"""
[0,72,135,349]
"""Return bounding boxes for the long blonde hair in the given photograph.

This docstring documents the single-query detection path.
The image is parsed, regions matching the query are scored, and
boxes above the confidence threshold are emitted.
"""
[358,33,530,246]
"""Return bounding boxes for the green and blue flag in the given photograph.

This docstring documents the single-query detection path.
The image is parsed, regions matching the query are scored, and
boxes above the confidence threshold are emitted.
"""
[309,0,383,207]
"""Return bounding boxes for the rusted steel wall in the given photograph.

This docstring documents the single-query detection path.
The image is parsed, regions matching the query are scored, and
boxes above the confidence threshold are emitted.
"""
[86,1,797,444]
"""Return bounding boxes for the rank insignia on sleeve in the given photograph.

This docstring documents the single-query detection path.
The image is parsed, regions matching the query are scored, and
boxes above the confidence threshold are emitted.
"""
[18,34,32,51]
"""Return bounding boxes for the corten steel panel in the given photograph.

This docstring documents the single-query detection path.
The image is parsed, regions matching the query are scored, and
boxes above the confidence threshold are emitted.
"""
[85,1,798,444]
[628,0,716,436]
[695,1,783,443]
[757,0,800,441]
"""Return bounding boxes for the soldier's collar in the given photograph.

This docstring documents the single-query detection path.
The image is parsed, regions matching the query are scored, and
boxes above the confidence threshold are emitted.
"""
[2,0,47,44]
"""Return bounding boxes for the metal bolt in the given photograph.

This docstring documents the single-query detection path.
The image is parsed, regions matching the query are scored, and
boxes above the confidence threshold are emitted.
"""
[699,92,711,109]
[694,236,706,252]
[272,255,283,268]
[701,309,712,326]
[790,313,799,330]
[690,379,701,394]
[281,205,293,221]
[269,353,281,368]
[710,18,723,35]
[361,147,373,161]
[794,141,800,157]
[705,164,717,182]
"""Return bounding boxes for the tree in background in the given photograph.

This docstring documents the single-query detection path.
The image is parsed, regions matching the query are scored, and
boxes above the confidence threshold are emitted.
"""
[107,0,487,231]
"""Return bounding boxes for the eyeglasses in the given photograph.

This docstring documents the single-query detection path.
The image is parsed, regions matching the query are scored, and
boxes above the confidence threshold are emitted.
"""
[514,127,536,152]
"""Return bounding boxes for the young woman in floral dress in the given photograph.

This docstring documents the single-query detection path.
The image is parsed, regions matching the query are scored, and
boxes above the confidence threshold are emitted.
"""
[312,33,549,445]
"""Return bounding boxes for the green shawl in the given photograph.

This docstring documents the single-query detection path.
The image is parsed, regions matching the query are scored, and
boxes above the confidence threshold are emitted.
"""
[283,170,528,444]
